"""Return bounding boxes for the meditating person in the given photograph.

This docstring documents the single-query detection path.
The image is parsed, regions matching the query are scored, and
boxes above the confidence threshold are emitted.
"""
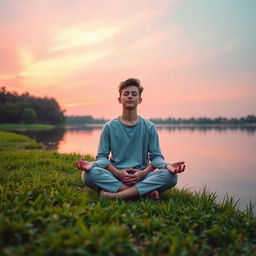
[77,78,185,199]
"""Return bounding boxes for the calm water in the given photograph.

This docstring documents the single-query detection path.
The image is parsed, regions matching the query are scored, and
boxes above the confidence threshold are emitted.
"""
[17,125,256,214]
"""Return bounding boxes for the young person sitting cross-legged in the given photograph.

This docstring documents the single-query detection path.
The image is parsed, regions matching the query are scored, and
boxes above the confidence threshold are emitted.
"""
[77,78,185,199]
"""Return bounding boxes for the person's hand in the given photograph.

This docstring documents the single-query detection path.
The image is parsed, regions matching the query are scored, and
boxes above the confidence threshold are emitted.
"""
[76,158,93,172]
[115,168,134,182]
[123,169,145,185]
[166,162,186,174]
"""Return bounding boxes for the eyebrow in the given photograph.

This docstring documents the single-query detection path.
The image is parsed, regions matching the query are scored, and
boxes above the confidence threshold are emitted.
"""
[123,90,138,93]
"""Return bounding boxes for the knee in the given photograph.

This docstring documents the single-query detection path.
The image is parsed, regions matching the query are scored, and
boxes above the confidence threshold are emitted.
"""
[84,167,97,182]
[84,167,105,186]
[170,173,178,187]
[158,169,178,187]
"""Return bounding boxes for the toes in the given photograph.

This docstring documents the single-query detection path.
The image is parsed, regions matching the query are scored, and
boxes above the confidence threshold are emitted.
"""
[148,190,160,200]
[153,191,160,200]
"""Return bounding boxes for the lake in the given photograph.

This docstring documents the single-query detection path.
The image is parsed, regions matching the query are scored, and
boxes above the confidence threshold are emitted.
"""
[16,125,256,214]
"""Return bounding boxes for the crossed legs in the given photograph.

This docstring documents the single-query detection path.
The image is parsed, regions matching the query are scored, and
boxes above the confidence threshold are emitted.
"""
[81,167,177,199]
[81,170,146,198]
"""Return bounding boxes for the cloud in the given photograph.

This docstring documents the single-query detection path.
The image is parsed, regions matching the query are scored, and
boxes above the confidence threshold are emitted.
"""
[18,48,112,87]
[64,100,100,108]
[0,74,17,80]
[50,25,120,51]
[171,85,252,104]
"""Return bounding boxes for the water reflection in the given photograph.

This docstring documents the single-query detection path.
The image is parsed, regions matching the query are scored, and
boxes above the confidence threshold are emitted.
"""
[10,124,256,150]
[65,124,103,131]
[156,124,256,136]
[157,127,256,214]
[15,127,66,150]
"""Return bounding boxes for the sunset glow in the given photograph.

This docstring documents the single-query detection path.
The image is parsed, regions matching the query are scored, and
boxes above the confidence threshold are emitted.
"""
[1,0,255,119]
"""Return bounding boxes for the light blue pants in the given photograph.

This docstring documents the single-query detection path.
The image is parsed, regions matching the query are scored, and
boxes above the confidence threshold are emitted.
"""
[81,167,178,196]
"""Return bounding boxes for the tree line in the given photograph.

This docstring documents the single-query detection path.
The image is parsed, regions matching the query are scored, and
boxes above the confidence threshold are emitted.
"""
[2,87,254,125]
[0,87,65,124]
[65,115,256,125]
[65,115,108,124]
[149,115,256,125]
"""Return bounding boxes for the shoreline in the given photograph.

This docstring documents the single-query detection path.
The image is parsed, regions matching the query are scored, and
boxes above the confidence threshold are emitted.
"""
[0,123,56,131]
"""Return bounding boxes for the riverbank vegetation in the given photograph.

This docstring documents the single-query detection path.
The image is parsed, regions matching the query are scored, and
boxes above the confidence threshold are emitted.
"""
[0,131,44,151]
[65,115,108,125]
[0,131,255,255]
[0,123,55,131]
[150,115,256,125]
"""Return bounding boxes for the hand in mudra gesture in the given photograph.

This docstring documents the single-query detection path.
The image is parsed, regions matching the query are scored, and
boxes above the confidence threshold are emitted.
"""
[76,158,93,172]
[166,162,186,174]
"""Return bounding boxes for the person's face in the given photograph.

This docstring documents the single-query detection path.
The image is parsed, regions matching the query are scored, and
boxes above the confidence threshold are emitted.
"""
[118,86,142,109]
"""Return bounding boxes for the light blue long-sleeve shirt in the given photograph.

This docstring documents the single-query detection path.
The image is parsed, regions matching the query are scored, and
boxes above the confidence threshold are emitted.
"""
[92,117,169,170]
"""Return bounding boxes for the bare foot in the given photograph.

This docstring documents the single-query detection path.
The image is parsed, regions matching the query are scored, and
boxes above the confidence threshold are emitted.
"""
[147,190,160,200]
[100,190,117,199]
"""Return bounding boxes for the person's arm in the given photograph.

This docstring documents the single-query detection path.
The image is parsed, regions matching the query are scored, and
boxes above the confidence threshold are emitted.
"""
[148,125,186,173]
[76,124,111,171]
[140,163,155,176]
[106,164,120,177]
[92,124,111,169]
[148,125,169,169]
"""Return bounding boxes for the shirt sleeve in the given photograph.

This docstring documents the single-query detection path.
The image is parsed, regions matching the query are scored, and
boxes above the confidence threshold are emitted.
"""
[148,125,169,169]
[92,124,111,168]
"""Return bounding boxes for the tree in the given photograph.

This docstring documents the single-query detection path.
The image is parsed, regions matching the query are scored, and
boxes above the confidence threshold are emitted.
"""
[20,108,37,124]
[0,88,65,124]
[0,102,22,123]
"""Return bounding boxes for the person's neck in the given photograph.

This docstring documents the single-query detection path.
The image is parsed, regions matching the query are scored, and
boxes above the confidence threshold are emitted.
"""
[120,109,139,125]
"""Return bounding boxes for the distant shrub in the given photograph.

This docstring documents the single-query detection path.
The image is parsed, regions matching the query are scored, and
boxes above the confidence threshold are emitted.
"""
[20,108,37,124]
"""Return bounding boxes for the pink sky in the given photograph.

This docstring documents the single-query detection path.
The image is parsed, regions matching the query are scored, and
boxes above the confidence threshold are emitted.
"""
[1,0,255,119]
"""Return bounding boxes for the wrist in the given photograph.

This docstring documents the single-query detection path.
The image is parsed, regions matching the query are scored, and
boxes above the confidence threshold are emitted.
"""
[113,169,120,178]
[165,164,171,169]
[89,162,94,170]
[141,169,147,177]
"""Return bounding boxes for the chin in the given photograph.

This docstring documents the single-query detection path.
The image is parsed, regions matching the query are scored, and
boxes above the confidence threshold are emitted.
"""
[125,103,137,108]
[125,104,137,109]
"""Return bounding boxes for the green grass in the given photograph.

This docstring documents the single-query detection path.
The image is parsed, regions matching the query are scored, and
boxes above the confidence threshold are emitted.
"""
[0,123,55,131]
[0,132,256,255]
[0,131,44,151]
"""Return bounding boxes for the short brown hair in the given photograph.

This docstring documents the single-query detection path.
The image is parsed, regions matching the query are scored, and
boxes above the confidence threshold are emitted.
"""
[119,78,144,96]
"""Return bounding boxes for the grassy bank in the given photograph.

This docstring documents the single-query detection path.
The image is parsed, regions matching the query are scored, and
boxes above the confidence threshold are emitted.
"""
[0,123,55,131]
[0,132,255,255]
[0,131,44,151]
